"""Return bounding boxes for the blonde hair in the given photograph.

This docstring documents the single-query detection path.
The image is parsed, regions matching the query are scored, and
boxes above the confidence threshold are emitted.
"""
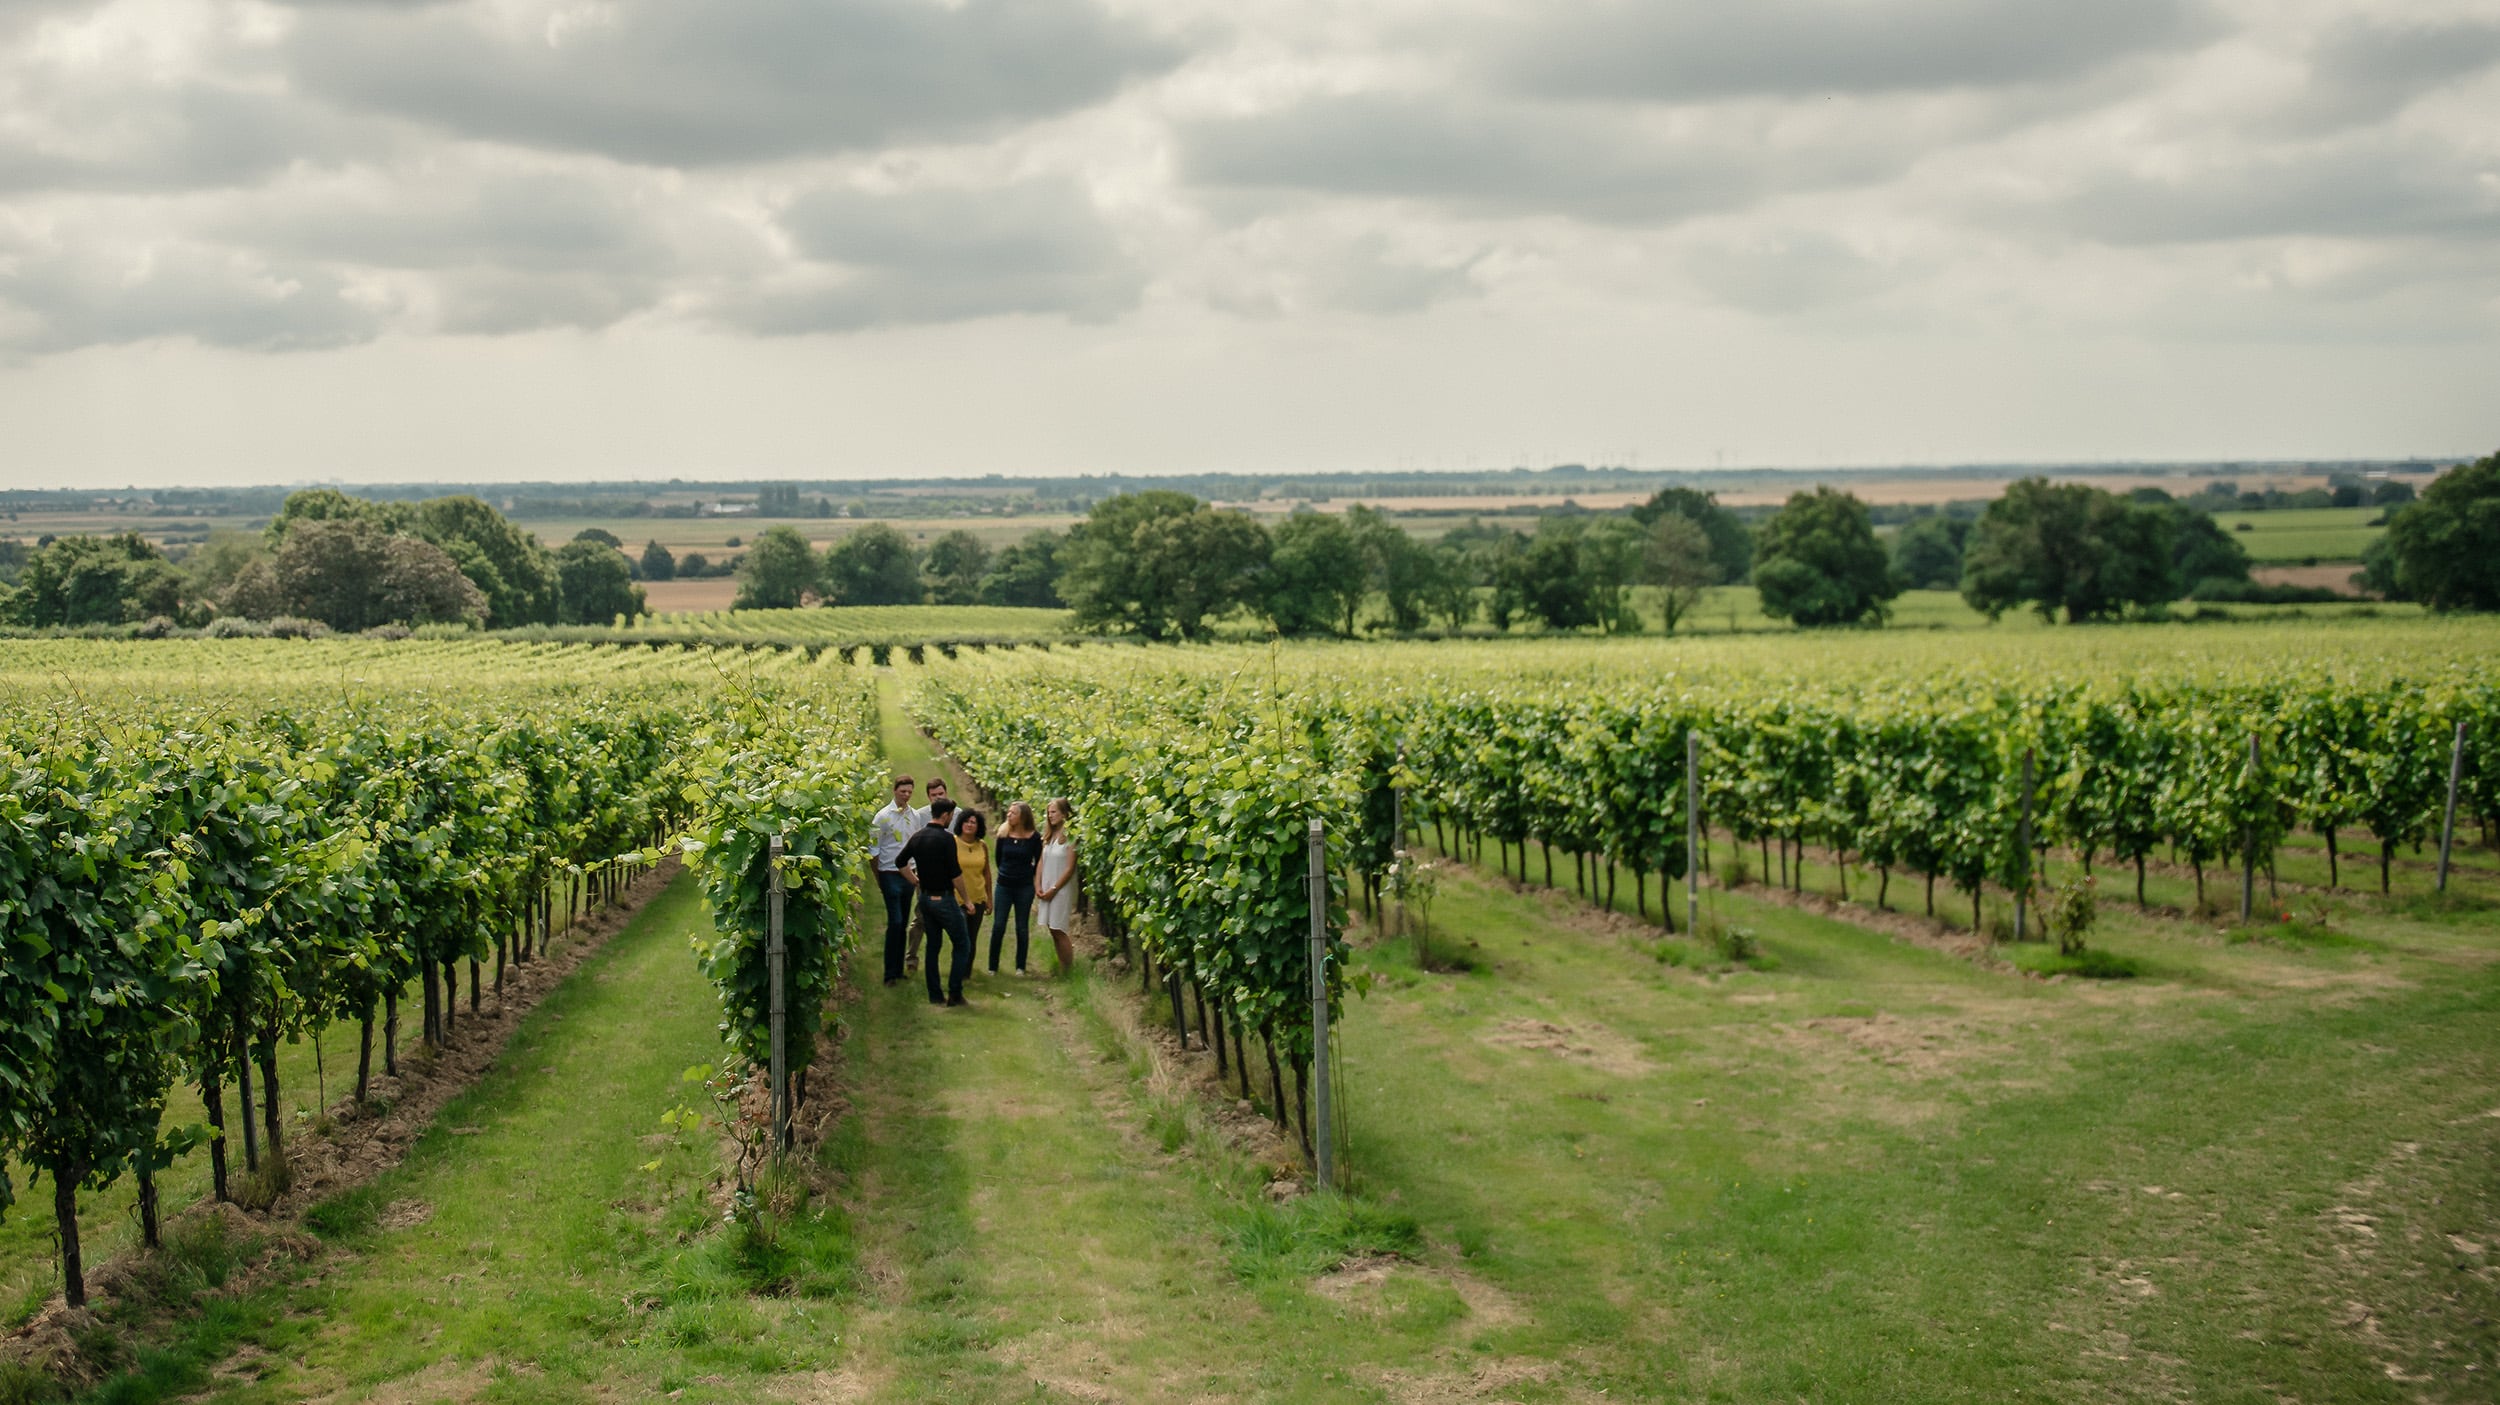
[1045,797,1073,841]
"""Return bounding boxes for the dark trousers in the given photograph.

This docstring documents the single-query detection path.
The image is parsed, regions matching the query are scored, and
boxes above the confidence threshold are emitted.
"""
[920,893,973,1002]
[878,870,913,982]
[989,881,1035,971]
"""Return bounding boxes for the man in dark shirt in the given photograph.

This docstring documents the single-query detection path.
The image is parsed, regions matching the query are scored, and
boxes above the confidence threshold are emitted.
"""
[900,798,974,1006]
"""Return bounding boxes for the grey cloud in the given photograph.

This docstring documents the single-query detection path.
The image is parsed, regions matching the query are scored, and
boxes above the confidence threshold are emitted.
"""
[1180,94,1894,224]
[0,242,381,352]
[432,269,662,335]
[287,0,1179,167]
[1490,0,2211,102]
[725,179,1141,332]
[0,83,369,195]
[1307,234,1476,314]
[238,171,676,275]
[2282,18,2500,133]
[2050,137,2500,245]
[1683,231,1892,313]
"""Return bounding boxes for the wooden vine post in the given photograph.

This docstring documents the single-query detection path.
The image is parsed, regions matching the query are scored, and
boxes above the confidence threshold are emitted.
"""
[1685,730,1700,936]
[2439,721,2465,894]
[767,833,790,1154]
[1307,816,1335,1190]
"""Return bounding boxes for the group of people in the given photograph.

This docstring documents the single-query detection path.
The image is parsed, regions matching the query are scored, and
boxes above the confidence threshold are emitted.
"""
[870,774,1079,1006]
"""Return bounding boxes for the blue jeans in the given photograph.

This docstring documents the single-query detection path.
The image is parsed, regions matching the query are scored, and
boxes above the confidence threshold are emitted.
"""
[878,869,913,982]
[989,881,1035,971]
[920,893,974,1002]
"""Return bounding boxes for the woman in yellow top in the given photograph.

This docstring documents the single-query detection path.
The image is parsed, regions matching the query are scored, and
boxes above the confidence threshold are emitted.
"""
[953,808,993,946]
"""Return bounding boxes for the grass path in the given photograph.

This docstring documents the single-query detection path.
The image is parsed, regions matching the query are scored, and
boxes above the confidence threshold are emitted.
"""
[827,676,1485,1401]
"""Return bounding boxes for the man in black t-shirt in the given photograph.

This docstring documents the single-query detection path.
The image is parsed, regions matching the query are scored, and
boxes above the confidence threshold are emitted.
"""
[900,798,974,1005]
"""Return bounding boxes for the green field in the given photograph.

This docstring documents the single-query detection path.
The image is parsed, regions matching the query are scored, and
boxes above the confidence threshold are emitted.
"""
[613,603,1076,644]
[2209,506,2385,563]
[587,588,2420,649]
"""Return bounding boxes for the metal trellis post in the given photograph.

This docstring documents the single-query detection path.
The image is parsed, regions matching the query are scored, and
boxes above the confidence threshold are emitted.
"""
[1686,730,1701,936]
[2241,734,2260,923]
[2439,722,2465,894]
[768,834,789,1153]
[1308,816,1334,1190]
[2016,748,2034,942]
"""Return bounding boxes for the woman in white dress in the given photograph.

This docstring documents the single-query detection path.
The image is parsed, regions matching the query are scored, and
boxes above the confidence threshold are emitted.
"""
[1035,797,1079,977]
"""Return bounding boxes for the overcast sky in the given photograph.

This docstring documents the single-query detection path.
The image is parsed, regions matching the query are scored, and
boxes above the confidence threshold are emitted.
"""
[1,0,2495,489]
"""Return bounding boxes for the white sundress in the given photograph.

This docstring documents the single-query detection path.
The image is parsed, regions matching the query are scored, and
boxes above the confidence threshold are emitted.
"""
[1037,840,1078,930]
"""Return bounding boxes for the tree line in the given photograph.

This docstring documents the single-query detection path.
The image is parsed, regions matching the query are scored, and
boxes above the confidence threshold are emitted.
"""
[689,455,2498,634]
[0,491,648,634]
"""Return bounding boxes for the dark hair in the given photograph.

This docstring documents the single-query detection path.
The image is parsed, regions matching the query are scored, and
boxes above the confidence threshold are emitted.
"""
[928,797,956,821]
[891,774,914,789]
[928,778,949,792]
[957,808,985,837]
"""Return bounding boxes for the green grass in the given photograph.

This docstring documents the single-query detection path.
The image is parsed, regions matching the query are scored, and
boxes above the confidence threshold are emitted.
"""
[1338,843,2500,1398]
[71,877,845,1403]
[2210,506,2385,563]
[0,879,609,1328]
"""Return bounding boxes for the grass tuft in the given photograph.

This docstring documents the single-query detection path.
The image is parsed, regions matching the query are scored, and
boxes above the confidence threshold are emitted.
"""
[115,1213,255,1308]
[299,1183,383,1241]
[1224,1193,1422,1282]
[2021,947,2141,979]
[2225,919,2381,951]
[0,1359,59,1405]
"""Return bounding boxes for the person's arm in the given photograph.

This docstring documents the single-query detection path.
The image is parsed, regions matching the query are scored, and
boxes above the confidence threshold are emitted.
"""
[1040,841,1074,900]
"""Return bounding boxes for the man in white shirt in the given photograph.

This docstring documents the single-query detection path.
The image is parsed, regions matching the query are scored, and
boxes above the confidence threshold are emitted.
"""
[870,776,919,985]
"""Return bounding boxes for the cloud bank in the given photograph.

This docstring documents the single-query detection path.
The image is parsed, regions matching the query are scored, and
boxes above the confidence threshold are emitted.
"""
[0,0,2492,479]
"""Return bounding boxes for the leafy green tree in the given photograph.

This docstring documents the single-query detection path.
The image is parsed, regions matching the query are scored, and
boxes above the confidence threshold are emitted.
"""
[263,488,408,547]
[733,525,821,610]
[1960,479,2176,623]
[821,523,924,605]
[922,530,992,606]
[182,529,269,603]
[4,533,190,626]
[556,538,646,624]
[1348,506,1435,632]
[1752,488,1898,628]
[1425,543,1479,630]
[1494,521,1600,631]
[1631,487,1752,582]
[639,540,676,582]
[2165,504,2252,596]
[271,518,486,630]
[1264,511,1368,636]
[1581,518,1647,634]
[1060,491,1268,639]
[571,528,624,551]
[979,529,1065,608]
[1642,513,1717,635]
[414,496,558,627]
[1889,515,1970,590]
[2362,451,2500,610]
